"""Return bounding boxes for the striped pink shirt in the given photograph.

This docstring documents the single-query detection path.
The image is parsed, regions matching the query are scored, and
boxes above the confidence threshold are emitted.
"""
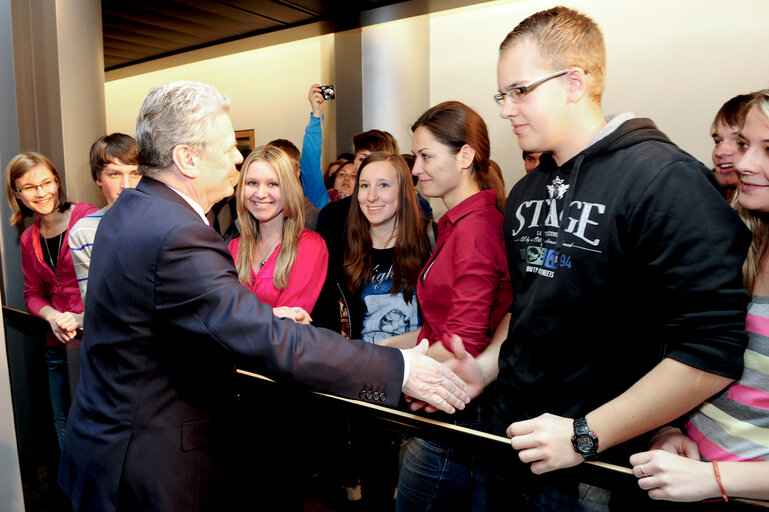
[685,296,769,461]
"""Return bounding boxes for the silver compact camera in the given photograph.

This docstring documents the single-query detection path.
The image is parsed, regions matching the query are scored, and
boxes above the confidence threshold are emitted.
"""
[320,85,335,100]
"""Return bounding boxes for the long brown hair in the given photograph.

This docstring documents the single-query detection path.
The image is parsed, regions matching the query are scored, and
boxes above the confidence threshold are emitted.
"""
[411,101,505,211]
[344,152,430,302]
[235,145,305,289]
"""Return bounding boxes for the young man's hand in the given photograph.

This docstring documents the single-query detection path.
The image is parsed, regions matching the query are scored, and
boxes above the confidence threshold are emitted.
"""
[507,413,585,474]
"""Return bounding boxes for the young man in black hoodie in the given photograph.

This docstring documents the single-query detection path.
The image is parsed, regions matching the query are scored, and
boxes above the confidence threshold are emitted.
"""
[447,6,752,509]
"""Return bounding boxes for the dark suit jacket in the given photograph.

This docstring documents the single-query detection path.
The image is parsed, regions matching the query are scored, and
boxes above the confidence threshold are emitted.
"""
[59,177,403,511]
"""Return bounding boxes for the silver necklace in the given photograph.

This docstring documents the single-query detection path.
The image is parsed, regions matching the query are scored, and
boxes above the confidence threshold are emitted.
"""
[257,237,281,269]
[43,232,63,272]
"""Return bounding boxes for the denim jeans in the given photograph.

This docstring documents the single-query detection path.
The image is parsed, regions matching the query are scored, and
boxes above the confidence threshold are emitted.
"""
[396,436,484,512]
[45,347,72,449]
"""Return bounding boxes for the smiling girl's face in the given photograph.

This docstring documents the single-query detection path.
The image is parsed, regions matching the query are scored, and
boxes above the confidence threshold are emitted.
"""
[736,107,769,213]
[357,160,400,231]
[13,164,59,216]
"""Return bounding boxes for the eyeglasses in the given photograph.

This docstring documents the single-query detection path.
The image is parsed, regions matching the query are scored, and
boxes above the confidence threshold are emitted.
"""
[15,177,58,195]
[493,69,569,106]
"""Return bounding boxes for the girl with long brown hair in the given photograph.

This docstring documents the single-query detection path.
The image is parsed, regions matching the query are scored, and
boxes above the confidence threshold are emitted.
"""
[342,152,431,341]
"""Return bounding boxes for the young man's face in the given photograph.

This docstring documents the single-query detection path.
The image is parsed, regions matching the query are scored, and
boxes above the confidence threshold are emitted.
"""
[354,150,371,172]
[498,38,570,156]
[96,160,141,206]
[711,120,740,190]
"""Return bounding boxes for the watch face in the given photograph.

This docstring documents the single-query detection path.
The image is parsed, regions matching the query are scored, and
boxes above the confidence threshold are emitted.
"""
[576,434,594,452]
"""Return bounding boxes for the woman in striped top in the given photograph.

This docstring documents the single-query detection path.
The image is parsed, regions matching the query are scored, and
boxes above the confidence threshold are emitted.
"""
[630,89,769,502]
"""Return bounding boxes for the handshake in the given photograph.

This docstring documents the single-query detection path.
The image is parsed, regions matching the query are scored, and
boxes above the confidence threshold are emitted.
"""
[274,304,483,415]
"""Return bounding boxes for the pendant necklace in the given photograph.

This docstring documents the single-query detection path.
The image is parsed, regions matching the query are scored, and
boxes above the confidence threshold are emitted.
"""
[43,232,63,273]
[258,237,281,269]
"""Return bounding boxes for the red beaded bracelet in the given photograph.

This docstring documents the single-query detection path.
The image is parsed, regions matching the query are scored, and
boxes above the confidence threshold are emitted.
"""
[712,460,729,502]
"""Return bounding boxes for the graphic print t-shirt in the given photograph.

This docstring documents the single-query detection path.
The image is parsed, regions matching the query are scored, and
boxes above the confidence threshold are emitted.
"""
[360,248,420,344]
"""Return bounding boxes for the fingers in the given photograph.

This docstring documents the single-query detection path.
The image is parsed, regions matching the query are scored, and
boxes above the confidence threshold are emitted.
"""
[440,362,469,397]
[440,373,469,408]
[682,438,700,459]
[402,346,469,414]
[52,329,68,344]
[53,312,77,330]
[427,395,455,414]
[420,373,466,413]
[506,419,534,438]
[629,451,653,469]
[291,307,312,323]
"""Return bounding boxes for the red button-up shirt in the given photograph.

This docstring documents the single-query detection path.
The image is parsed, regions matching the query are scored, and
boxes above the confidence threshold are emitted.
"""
[417,190,513,357]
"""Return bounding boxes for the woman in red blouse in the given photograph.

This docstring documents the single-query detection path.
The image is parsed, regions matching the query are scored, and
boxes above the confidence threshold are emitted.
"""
[382,101,513,511]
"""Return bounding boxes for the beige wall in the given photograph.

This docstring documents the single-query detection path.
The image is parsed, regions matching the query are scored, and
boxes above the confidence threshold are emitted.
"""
[361,15,430,151]
[56,0,106,206]
[105,0,769,215]
[106,35,331,159]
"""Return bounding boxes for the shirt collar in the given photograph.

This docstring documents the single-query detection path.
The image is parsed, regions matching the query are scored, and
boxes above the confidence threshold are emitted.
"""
[162,183,209,225]
[443,189,497,227]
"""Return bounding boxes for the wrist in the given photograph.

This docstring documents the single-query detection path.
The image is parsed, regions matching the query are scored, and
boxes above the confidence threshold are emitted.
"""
[571,417,599,460]
[40,307,58,322]
[711,460,729,502]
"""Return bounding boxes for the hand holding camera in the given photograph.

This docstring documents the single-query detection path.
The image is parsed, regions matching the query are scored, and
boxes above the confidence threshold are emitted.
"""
[308,83,335,118]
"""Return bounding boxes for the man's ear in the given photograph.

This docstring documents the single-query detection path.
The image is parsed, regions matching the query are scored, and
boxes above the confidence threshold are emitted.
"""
[172,145,198,179]
[457,144,476,171]
[566,68,588,104]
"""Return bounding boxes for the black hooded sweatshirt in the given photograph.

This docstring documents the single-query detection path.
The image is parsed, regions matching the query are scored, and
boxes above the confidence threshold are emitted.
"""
[493,118,752,454]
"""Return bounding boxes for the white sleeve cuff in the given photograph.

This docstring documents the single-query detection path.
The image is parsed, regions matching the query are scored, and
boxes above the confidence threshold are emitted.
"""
[399,349,410,389]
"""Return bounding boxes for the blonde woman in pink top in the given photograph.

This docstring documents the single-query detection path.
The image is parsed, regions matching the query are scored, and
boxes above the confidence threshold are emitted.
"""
[228,145,328,314]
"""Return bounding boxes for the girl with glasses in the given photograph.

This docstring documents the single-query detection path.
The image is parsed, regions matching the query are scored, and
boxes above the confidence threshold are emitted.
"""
[5,151,98,448]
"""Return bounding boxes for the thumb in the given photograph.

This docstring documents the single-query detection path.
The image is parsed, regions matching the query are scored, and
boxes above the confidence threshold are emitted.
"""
[414,338,429,354]
[449,334,469,359]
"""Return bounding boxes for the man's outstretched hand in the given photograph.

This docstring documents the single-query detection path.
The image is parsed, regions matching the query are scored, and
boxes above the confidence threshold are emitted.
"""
[402,339,470,414]
[407,335,487,413]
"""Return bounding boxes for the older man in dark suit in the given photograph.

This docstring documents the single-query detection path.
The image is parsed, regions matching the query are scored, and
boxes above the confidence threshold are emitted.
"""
[59,81,469,512]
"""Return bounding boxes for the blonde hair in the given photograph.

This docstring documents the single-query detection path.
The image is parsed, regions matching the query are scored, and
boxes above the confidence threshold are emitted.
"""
[499,6,606,102]
[734,90,769,293]
[235,145,305,289]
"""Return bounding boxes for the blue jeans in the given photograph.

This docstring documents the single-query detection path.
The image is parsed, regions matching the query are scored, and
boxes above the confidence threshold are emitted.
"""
[45,347,72,449]
[396,436,483,512]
